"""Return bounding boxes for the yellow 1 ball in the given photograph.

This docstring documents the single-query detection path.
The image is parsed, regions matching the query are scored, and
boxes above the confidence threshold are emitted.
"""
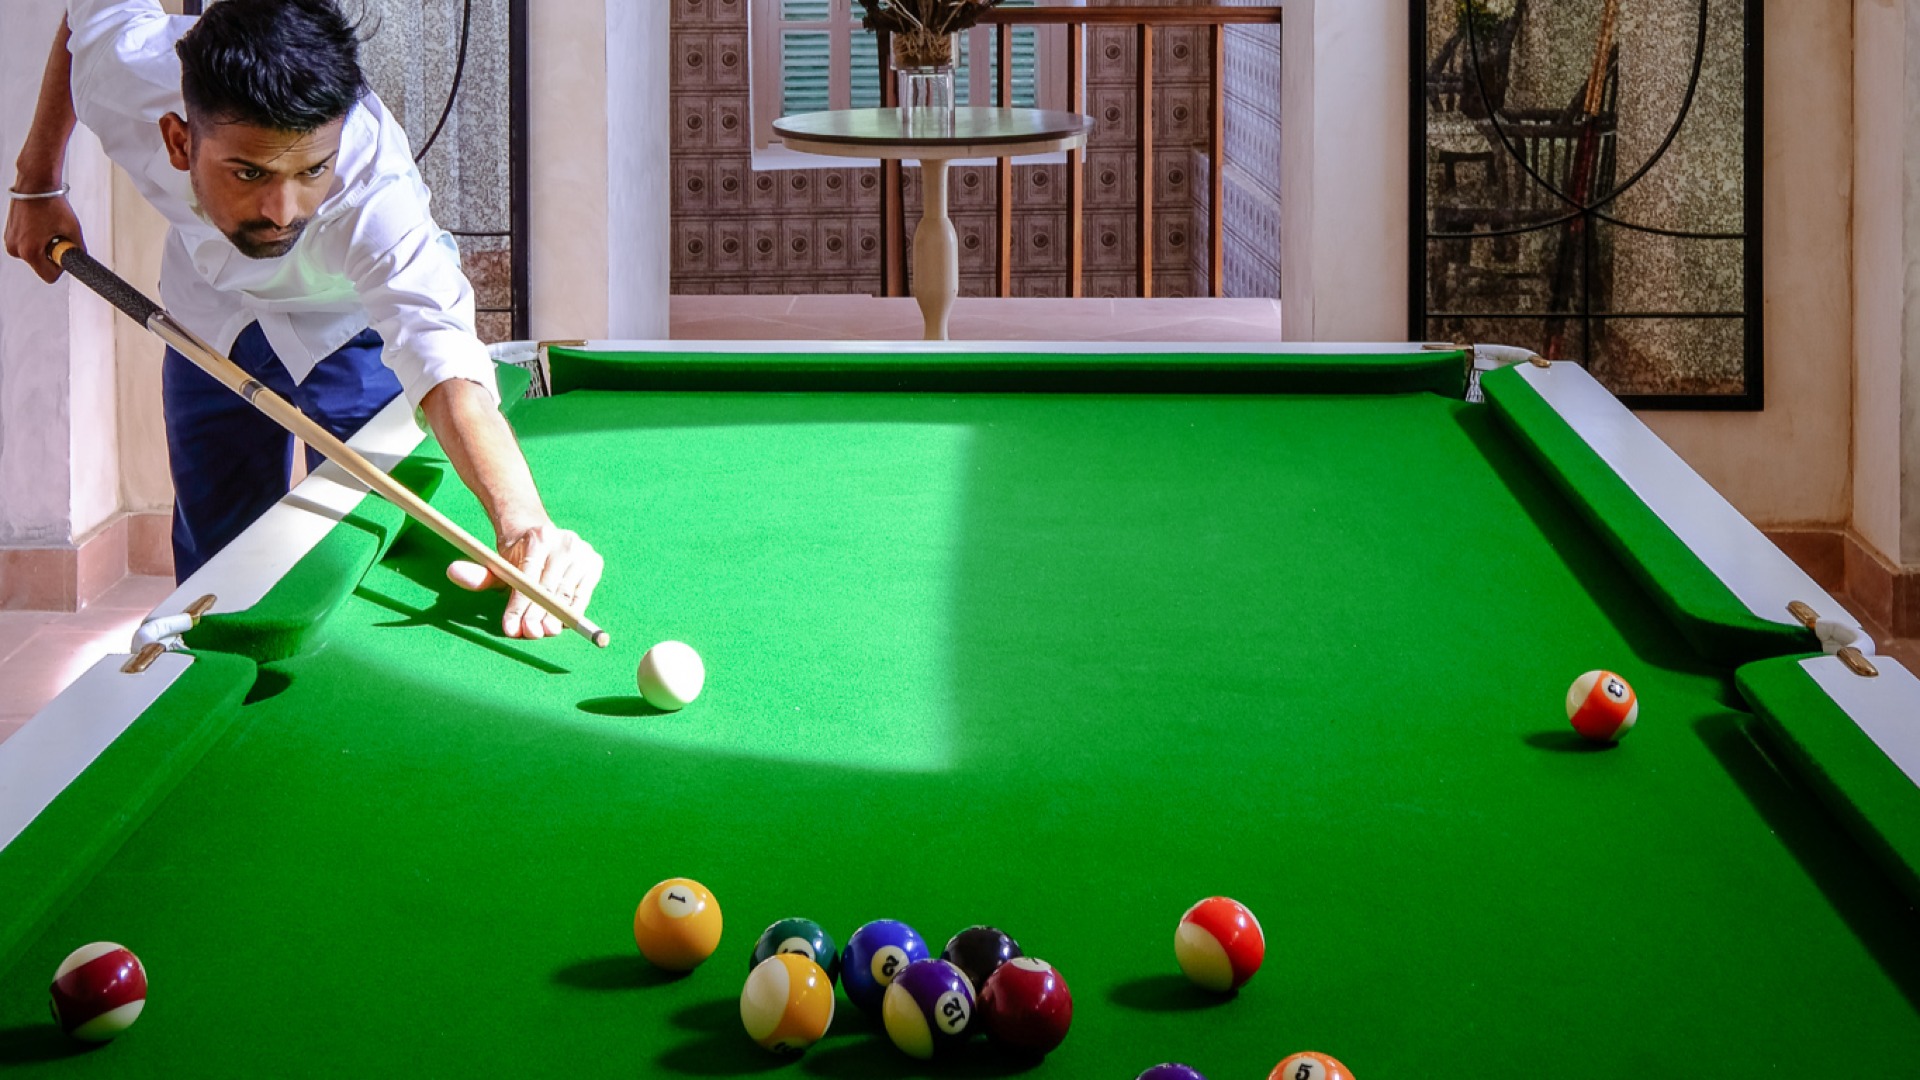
[634,877,723,971]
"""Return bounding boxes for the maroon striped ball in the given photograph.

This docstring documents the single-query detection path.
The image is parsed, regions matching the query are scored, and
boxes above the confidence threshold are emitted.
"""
[50,942,147,1042]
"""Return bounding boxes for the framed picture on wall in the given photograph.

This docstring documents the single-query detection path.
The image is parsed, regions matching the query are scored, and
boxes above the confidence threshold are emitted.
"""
[1410,0,1763,409]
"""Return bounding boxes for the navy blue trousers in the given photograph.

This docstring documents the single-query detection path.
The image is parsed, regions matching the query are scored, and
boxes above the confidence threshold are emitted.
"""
[162,323,403,583]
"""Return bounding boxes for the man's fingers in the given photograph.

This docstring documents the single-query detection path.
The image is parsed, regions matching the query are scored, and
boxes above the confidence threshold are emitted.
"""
[503,531,552,639]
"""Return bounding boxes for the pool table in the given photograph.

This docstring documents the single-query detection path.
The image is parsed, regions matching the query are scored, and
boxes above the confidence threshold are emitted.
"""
[2,341,1917,1078]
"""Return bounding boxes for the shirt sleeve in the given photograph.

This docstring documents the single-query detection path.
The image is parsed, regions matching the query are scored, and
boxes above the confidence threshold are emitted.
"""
[65,0,186,138]
[339,171,502,413]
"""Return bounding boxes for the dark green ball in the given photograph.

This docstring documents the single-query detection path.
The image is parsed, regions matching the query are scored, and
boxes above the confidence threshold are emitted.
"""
[749,917,840,984]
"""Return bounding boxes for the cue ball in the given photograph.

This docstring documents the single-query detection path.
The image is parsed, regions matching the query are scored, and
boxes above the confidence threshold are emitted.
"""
[1175,896,1265,992]
[634,877,723,971]
[1138,1066,1210,1080]
[638,641,705,711]
[1270,1051,1355,1080]
[978,957,1073,1056]
[1567,670,1638,742]
[842,919,930,1014]
[740,953,835,1054]
[49,942,146,1042]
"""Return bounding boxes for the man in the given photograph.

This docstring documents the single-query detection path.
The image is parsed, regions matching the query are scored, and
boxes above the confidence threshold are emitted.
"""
[4,0,600,640]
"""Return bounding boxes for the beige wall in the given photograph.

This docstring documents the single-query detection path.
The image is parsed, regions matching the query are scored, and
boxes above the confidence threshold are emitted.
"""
[1636,0,1856,531]
[1294,0,1860,536]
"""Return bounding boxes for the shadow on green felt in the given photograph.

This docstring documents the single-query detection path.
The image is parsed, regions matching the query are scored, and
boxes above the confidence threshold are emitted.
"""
[671,996,742,1033]
[1107,973,1235,1012]
[653,1031,798,1076]
[353,579,569,675]
[244,665,294,704]
[551,953,689,991]
[794,1031,1048,1077]
[1694,711,1920,1014]
[1522,730,1618,753]
[0,1024,95,1066]
[578,695,672,719]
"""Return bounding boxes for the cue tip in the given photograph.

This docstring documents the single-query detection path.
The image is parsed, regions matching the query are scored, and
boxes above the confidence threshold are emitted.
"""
[591,629,611,649]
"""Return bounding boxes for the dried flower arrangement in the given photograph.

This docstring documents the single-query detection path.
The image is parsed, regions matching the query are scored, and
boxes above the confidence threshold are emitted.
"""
[856,0,1009,67]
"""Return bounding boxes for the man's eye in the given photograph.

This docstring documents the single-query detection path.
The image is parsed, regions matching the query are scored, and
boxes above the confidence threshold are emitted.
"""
[302,164,329,178]
[236,168,263,182]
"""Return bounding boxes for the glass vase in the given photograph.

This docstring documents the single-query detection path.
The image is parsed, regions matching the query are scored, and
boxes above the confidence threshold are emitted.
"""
[893,32,957,134]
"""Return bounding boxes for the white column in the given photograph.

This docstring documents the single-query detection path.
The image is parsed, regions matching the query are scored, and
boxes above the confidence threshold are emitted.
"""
[1853,0,1920,568]
[529,0,670,342]
[0,0,120,556]
[607,0,671,339]
[1277,0,1408,343]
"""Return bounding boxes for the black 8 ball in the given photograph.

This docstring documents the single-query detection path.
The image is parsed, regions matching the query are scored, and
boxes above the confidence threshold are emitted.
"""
[941,926,1022,993]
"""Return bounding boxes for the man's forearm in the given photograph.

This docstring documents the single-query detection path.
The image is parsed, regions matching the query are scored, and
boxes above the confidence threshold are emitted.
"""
[419,378,548,540]
[14,19,76,190]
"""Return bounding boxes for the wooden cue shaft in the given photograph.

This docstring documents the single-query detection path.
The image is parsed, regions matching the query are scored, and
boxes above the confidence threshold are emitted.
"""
[48,238,610,649]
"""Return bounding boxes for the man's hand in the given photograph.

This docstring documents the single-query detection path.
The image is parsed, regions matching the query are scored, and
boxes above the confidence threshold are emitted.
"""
[446,520,604,639]
[4,192,82,283]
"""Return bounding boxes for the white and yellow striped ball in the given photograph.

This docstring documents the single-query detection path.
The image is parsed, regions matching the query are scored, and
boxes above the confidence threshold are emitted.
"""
[740,953,834,1054]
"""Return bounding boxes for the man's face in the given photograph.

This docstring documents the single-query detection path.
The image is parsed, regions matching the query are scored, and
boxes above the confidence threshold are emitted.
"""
[160,112,344,259]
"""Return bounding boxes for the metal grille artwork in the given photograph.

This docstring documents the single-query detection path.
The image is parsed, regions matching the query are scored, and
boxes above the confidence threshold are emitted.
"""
[1412,0,1761,408]
[184,0,528,342]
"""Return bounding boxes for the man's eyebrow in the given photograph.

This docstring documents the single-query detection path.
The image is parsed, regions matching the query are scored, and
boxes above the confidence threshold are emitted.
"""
[220,150,341,171]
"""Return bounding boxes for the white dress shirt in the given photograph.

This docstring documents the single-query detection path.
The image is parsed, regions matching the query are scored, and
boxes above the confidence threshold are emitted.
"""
[65,0,498,409]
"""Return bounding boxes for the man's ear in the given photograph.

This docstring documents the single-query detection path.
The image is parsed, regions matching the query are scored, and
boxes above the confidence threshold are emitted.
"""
[159,112,191,171]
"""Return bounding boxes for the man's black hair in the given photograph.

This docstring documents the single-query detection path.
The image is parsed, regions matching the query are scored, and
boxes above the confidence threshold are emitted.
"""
[175,0,366,133]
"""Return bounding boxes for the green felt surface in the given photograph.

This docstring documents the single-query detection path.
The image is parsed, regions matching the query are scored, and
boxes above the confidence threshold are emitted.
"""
[1481,365,1817,665]
[2,387,1917,1076]
[1738,655,1920,902]
[0,652,256,977]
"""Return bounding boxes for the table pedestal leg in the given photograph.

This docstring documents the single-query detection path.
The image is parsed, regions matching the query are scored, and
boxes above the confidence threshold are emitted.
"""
[911,158,957,341]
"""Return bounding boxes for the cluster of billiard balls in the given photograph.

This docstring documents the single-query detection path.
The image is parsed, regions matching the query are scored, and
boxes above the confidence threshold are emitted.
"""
[633,878,1355,1075]
[633,877,1071,1059]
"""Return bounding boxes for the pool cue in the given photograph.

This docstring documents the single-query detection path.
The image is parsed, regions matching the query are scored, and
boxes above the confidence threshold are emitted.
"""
[49,237,611,649]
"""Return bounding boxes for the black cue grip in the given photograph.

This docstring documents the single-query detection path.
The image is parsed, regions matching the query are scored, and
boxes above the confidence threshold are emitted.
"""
[47,238,163,326]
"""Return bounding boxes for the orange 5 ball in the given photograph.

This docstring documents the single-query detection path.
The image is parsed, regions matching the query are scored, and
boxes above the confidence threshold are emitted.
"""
[634,877,723,971]
[1271,1051,1354,1080]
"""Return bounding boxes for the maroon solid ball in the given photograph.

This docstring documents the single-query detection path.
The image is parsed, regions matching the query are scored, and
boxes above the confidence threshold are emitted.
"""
[978,956,1072,1055]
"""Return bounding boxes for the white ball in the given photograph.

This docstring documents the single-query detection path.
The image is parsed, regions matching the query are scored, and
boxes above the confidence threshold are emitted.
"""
[638,641,705,711]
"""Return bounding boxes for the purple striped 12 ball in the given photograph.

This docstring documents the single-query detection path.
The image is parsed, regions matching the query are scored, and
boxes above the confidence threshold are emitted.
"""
[1138,1067,1209,1080]
[881,959,975,1059]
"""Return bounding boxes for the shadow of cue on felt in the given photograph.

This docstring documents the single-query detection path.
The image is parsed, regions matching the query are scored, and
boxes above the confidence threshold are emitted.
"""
[352,582,570,675]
